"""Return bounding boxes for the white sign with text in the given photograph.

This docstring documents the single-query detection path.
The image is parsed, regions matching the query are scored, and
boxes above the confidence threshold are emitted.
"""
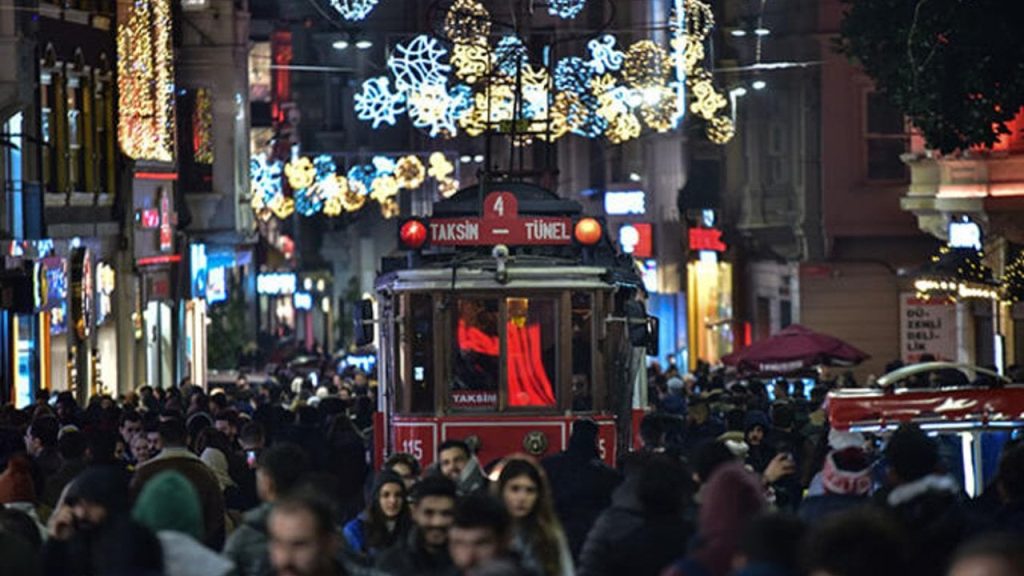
[900,293,957,363]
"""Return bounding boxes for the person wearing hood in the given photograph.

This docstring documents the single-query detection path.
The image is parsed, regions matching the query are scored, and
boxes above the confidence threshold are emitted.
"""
[880,423,966,576]
[743,411,774,474]
[342,470,410,564]
[132,471,235,576]
[541,419,621,561]
[42,466,132,576]
[437,439,488,497]
[578,452,694,576]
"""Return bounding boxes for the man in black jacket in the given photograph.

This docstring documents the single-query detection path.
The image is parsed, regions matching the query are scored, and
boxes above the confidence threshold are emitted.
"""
[541,419,621,561]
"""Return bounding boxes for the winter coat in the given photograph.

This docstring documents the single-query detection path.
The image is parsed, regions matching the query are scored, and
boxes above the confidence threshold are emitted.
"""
[222,503,272,576]
[132,447,227,549]
[374,527,454,576]
[577,475,694,576]
[797,493,868,524]
[541,445,621,560]
[159,530,236,576]
[456,456,489,497]
[885,474,966,576]
[511,526,575,576]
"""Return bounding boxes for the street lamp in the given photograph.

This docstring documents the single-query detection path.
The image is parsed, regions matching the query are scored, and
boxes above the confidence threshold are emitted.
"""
[355,39,373,50]
[332,40,349,50]
[729,87,748,123]
[752,80,767,91]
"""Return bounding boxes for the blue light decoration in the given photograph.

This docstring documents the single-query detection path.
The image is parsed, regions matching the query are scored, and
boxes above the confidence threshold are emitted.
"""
[387,35,451,92]
[494,36,528,76]
[572,93,608,138]
[407,84,459,137]
[295,184,324,217]
[313,154,337,179]
[354,77,406,128]
[329,0,379,21]
[554,56,594,93]
[372,155,396,175]
[447,83,474,120]
[347,164,376,194]
[548,0,586,19]
[588,34,625,74]
[669,0,687,129]
[250,153,283,205]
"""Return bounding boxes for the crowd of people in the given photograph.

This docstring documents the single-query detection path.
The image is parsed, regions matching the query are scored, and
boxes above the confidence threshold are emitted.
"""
[0,365,1023,576]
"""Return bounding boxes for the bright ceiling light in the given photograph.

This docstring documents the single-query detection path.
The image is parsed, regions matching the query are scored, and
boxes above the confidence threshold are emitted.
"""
[332,40,349,50]
[730,29,747,37]
[752,80,767,90]
[355,39,373,50]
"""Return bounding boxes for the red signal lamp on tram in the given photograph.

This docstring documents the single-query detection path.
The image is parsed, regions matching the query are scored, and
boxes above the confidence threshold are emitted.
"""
[399,219,428,250]
[574,217,603,246]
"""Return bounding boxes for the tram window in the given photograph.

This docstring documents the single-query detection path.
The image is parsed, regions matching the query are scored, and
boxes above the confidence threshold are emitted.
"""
[571,292,593,411]
[507,297,558,408]
[452,298,500,408]
[408,293,434,413]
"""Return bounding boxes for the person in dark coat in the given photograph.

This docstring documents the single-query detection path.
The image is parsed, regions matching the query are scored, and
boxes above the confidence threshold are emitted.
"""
[577,453,694,576]
[375,475,458,576]
[541,419,621,561]
[880,423,966,576]
[743,411,774,474]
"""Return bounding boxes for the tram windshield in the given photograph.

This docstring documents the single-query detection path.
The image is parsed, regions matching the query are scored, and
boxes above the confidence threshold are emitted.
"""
[452,296,559,409]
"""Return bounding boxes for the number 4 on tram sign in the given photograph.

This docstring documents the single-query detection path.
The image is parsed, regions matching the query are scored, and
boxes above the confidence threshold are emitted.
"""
[429,191,574,246]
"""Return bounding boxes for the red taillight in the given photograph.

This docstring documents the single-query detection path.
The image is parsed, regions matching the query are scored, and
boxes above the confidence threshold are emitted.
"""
[399,219,427,249]
[574,217,602,246]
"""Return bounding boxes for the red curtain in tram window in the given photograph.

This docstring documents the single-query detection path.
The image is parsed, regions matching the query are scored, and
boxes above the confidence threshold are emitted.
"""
[457,319,499,356]
[507,322,556,407]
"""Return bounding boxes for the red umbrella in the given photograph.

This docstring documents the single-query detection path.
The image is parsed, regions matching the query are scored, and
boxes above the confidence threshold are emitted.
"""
[721,324,869,375]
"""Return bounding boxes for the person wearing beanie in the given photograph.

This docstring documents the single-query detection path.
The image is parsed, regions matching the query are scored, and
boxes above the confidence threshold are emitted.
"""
[132,471,235,576]
[343,469,411,564]
[798,446,873,524]
[881,423,966,576]
[542,419,622,562]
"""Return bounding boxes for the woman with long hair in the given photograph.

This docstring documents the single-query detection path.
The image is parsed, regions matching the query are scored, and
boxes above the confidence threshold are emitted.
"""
[342,470,410,563]
[495,455,574,576]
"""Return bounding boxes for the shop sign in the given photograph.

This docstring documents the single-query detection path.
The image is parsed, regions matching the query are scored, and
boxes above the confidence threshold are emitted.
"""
[207,266,227,303]
[293,291,313,310]
[339,353,376,374]
[159,188,174,253]
[190,243,208,299]
[429,192,573,247]
[96,262,115,325]
[899,293,957,363]
[619,222,653,258]
[604,190,646,215]
[948,219,981,250]
[70,247,93,341]
[257,272,297,296]
[33,257,66,312]
[688,227,726,252]
[450,390,498,409]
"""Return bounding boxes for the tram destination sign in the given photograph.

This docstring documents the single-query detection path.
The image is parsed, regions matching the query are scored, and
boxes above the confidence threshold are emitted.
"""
[429,191,573,247]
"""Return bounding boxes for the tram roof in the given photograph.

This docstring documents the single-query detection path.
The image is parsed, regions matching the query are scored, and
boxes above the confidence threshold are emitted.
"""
[431,181,582,218]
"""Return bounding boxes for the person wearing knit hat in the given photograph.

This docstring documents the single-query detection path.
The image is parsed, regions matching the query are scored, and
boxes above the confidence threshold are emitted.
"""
[798,446,874,524]
[132,471,235,576]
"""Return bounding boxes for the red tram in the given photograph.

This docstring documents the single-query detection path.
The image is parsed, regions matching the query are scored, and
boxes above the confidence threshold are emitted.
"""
[366,181,655,469]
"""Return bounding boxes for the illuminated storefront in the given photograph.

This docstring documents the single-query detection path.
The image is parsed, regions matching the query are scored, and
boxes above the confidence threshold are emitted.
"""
[685,223,735,368]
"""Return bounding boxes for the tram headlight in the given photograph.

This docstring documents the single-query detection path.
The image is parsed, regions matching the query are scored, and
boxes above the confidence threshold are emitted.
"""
[574,217,603,246]
[399,219,428,250]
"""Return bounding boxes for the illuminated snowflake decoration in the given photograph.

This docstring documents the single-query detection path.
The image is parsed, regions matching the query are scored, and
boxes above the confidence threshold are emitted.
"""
[623,40,672,89]
[607,113,641,144]
[554,56,594,93]
[395,155,426,189]
[588,35,625,74]
[706,115,735,144]
[388,35,451,92]
[448,84,474,119]
[451,43,490,84]
[313,155,337,180]
[428,152,454,181]
[347,164,377,194]
[495,36,528,76]
[354,77,406,128]
[295,185,324,217]
[372,155,397,175]
[548,0,586,19]
[444,0,491,45]
[329,0,379,21]
[284,156,316,190]
[408,84,458,137]
[250,154,283,205]
[370,175,400,203]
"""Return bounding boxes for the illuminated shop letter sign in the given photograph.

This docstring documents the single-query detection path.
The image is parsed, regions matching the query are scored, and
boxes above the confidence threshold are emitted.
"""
[257,272,297,296]
[948,219,981,250]
[604,190,646,215]
[688,227,726,252]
